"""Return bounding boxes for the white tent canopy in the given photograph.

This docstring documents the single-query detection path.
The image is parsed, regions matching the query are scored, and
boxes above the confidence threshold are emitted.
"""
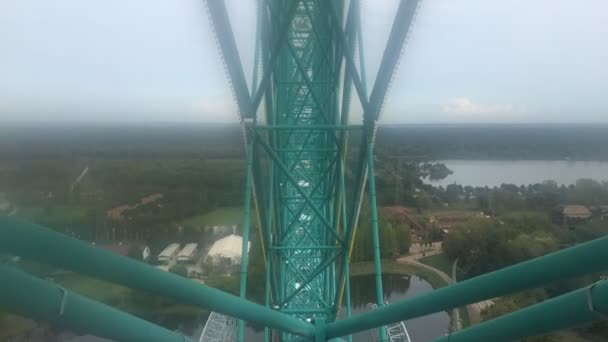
[207,234,249,264]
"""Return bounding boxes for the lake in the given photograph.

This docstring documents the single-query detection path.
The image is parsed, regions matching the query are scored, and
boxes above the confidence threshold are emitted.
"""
[339,274,450,342]
[240,274,449,341]
[430,160,608,187]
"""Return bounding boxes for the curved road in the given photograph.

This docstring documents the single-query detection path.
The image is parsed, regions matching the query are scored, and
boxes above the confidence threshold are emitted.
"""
[396,249,483,327]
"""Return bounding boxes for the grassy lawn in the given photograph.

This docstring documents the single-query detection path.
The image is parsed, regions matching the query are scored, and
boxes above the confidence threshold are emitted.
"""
[418,253,454,277]
[498,210,546,216]
[53,273,132,306]
[52,273,202,319]
[425,209,479,224]
[180,206,244,227]
[19,205,88,223]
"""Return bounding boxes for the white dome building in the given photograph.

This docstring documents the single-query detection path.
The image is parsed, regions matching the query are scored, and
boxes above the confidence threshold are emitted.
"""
[207,234,250,265]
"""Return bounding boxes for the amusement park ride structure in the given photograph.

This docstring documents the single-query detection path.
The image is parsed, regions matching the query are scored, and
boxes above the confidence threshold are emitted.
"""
[1,1,608,341]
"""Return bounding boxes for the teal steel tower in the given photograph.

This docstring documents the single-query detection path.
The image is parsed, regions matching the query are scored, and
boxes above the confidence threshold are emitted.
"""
[206,0,421,339]
[2,1,608,341]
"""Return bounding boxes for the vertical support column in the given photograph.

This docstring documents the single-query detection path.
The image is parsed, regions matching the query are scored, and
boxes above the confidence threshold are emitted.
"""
[264,256,272,342]
[264,157,275,342]
[340,157,353,342]
[314,318,327,342]
[366,132,387,342]
[344,261,353,342]
[237,139,255,342]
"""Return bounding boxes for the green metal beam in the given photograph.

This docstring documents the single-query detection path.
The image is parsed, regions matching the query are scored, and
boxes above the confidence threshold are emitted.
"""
[0,266,190,342]
[251,0,299,112]
[0,217,315,338]
[327,0,369,110]
[433,281,608,342]
[366,0,420,121]
[365,139,387,341]
[237,141,255,342]
[325,235,608,339]
[205,0,252,118]
[355,0,368,95]
[255,131,342,241]
[256,125,352,130]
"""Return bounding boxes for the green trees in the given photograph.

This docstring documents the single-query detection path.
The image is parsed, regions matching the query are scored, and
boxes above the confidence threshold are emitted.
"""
[482,288,548,321]
[394,223,411,254]
[414,192,433,210]
[351,213,374,262]
[508,232,558,263]
[571,178,608,205]
[351,204,411,262]
[380,223,398,258]
[425,178,608,214]
[372,152,452,207]
[443,219,512,276]
[572,222,608,243]
[443,216,558,278]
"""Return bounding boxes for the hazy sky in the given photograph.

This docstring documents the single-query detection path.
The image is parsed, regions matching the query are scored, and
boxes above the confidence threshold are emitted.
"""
[0,0,607,124]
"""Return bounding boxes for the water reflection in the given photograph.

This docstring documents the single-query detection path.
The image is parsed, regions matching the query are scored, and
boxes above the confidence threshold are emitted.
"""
[340,274,449,342]
[430,159,608,187]
[348,274,412,309]
[239,274,449,341]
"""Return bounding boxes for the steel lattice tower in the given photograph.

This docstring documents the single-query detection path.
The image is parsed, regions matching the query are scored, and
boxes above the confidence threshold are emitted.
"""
[207,0,421,340]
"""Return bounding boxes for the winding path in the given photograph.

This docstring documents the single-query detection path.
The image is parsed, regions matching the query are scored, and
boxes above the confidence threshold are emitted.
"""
[396,250,483,326]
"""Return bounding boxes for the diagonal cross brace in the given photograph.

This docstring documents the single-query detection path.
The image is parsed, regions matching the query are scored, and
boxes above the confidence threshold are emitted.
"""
[366,0,420,121]
[206,0,253,119]
[255,129,345,247]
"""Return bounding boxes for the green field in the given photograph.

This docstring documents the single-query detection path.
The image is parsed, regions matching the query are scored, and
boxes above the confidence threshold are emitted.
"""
[418,253,453,277]
[180,206,245,227]
[51,273,203,321]
[418,253,470,281]
[53,273,131,306]
[19,205,89,223]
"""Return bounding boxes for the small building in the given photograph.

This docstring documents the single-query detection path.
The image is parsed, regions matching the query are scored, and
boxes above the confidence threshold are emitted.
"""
[561,205,592,224]
[158,243,181,263]
[207,234,249,265]
[591,205,608,222]
[176,243,199,263]
[600,206,608,221]
[142,246,151,260]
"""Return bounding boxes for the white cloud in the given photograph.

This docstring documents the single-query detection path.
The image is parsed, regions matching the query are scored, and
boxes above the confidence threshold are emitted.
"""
[442,97,522,116]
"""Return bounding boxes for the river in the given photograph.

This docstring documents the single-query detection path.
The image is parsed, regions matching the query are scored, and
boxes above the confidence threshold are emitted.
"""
[430,160,608,187]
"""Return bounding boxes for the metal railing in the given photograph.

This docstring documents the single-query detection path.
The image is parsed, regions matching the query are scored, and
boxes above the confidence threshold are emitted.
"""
[2,217,608,341]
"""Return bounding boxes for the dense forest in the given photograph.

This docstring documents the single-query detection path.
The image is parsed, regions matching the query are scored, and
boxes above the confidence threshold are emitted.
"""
[376,124,608,160]
[4,123,608,160]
